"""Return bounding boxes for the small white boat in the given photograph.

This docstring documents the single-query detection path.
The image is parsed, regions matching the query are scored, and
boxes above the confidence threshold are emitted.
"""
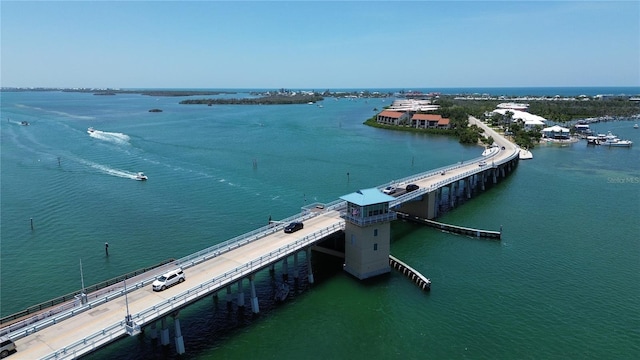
[135,172,148,181]
[586,136,600,145]
[519,149,533,159]
[601,132,633,147]
[20,121,30,126]
[87,127,95,134]
[634,124,639,129]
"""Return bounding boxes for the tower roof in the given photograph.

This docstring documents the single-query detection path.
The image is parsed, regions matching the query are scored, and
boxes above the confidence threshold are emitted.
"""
[340,188,395,206]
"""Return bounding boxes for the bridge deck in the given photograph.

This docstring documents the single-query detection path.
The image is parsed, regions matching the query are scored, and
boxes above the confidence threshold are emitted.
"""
[12,210,345,359]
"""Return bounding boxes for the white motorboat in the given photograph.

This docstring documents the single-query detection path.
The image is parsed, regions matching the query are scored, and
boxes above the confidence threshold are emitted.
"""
[601,132,633,147]
[135,172,148,181]
[519,149,533,159]
[87,127,95,134]
[634,124,639,129]
[586,136,600,145]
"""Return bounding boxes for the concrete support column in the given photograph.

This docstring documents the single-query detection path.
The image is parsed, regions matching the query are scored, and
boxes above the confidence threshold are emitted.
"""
[148,321,158,341]
[249,274,260,314]
[226,285,232,304]
[306,248,315,284]
[492,169,497,184]
[481,172,486,191]
[237,279,245,308]
[160,317,170,346]
[282,256,289,281]
[293,252,299,280]
[449,183,456,208]
[174,316,185,355]
[500,166,505,178]
[465,178,471,199]
[269,264,275,274]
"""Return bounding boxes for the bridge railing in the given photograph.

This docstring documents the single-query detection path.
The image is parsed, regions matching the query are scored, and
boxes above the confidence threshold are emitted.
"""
[40,221,346,360]
[378,149,501,192]
[389,147,519,208]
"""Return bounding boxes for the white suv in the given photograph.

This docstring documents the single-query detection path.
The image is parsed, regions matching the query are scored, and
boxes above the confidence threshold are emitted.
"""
[0,335,16,358]
[152,268,185,291]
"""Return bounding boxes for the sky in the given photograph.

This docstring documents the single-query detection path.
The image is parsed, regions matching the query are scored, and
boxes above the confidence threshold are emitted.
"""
[1,1,639,89]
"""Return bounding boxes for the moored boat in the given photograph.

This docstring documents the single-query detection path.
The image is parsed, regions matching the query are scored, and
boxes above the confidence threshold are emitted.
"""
[519,149,533,159]
[586,136,600,145]
[601,132,633,147]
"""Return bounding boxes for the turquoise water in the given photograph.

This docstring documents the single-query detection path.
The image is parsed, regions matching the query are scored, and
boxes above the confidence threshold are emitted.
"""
[1,90,639,359]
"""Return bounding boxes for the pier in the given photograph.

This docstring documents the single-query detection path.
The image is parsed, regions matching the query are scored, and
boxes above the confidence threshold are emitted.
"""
[2,118,520,359]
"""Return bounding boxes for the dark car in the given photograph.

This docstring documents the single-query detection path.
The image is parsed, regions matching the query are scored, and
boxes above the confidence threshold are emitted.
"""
[284,222,304,233]
[406,184,419,192]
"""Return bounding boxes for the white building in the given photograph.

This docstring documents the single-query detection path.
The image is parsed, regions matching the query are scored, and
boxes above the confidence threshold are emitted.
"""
[492,108,547,129]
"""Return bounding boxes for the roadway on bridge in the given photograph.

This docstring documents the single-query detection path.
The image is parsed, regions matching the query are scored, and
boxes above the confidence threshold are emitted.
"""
[9,117,518,359]
[12,210,344,359]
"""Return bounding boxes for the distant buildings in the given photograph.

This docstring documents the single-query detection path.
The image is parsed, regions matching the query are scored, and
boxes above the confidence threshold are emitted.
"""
[490,108,547,129]
[376,110,450,129]
[542,125,571,140]
[375,99,450,129]
[496,102,529,111]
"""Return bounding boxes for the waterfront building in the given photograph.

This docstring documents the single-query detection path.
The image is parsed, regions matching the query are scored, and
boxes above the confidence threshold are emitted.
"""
[542,125,571,140]
[376,110,409,126]
[410,113,450,129]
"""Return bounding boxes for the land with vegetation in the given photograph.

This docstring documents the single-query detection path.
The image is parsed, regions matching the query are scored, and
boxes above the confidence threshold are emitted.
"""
[365,95,640,149]
[0,87,236,97]
[180,94,325,105]
[180,89,392,105]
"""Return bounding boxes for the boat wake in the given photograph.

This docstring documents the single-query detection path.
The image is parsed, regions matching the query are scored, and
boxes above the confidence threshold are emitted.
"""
[88,128,131,145]
[78,159,143,180]
[15,104,95,120]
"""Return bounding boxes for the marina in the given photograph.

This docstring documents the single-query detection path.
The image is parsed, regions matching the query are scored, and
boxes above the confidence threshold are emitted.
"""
[586,131,633,147]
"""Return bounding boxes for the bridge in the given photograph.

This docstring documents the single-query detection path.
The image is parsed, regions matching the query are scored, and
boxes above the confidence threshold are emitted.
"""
[2,118,520,359]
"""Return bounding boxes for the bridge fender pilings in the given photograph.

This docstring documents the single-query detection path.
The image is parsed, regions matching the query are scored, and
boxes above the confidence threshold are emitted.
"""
[389,255,431,291]
[396,212,501,240]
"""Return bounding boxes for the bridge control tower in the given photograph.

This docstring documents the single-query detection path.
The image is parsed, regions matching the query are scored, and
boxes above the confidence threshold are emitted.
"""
[340,188,397,280]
